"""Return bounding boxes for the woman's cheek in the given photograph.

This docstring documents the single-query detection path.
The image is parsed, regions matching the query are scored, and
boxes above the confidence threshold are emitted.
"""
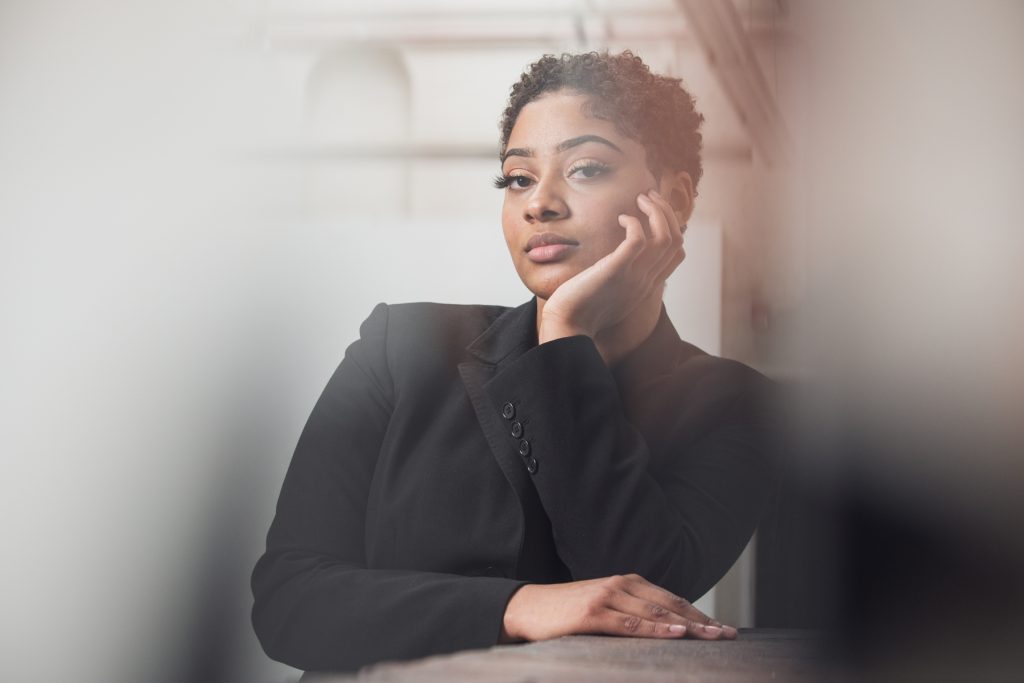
[595,192,635,225]
[598,205,633,246]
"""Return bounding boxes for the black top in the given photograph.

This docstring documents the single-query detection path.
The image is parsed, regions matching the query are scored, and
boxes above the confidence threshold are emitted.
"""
[251,296,784,674]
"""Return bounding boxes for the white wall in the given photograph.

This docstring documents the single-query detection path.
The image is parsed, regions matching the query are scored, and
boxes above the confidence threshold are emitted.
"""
[0,3,777,682]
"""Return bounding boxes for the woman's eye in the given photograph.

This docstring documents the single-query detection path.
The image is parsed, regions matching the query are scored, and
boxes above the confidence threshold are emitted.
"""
[492,163,610,191]
[492,173,534,190]
[569,162,612,179]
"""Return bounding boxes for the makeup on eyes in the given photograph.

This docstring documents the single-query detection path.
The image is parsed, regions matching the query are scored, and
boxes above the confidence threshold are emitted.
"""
[495,133,626,190]
[492,160,615,190]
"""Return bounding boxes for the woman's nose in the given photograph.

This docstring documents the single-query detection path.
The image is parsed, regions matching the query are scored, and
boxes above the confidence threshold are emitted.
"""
[524,180,569,223]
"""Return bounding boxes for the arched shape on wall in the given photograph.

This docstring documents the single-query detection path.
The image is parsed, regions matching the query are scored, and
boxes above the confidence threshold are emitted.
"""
[304,47,411,145]
[302,47,411,217]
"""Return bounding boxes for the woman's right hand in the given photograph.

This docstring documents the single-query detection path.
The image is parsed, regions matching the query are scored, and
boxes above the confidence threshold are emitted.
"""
[499,574,738,643]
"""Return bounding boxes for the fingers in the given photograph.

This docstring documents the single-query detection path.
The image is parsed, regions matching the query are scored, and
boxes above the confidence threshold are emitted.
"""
[638,190,680,248]
[647,189,685,263]
[581,575,736,641]
[620,575,738,640]
[615,213,649,266]
[635,193,671,269]
[654,240,686,287]
[648,189,684,240]
[595,609,690,639]
[604,588,728,640]
[635,191,685,286]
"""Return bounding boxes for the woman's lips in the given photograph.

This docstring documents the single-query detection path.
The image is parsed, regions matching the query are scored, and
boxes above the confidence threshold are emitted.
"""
[525,232,579,263]
[527,243,576,263]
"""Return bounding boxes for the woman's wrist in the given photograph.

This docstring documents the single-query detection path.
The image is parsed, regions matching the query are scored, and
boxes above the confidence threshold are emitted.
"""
[499,583,534,643]
[537,319,589,345]
[539,319,630,367]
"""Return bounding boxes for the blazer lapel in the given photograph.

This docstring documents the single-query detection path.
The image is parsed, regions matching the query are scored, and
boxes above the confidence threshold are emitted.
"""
[462,296,539,369]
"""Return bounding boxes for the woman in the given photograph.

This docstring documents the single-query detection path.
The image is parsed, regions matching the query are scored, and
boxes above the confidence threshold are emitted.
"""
[251,50,782,674]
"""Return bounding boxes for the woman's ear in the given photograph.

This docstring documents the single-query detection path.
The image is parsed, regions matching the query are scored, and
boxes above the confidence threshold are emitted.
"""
[657,170,695,225]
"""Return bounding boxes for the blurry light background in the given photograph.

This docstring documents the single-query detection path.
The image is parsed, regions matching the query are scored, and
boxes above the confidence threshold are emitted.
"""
[1,1,1021,682]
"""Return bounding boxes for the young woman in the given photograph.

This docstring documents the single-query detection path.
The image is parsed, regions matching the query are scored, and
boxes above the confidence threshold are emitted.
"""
[251,49,782,675]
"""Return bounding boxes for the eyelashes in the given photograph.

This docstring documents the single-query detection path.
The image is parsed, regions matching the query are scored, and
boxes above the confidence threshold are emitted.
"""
[570,160,613,179]
[492,162,613,190]
[492,173,520,190]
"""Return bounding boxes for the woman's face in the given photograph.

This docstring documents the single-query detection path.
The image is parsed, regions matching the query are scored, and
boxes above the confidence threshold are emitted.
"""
[499,89,661,301]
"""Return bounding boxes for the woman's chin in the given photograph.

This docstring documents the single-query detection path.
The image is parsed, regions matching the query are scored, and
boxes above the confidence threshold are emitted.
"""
[523,275,573,301]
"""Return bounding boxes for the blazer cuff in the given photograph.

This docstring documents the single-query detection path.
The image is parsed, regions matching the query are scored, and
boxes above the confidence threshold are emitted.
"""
[480,333,620,484]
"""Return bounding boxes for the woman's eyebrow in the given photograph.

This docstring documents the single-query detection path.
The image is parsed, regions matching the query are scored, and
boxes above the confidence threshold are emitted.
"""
[501,134,624,163]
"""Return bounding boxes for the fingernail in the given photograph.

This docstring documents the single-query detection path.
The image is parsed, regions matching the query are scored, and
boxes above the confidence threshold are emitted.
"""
[651,189,662,199]
[703,625,723,635]
[669,624,686,634]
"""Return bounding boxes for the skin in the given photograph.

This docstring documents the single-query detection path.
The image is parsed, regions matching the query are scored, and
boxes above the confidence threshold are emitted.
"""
[499,89,696,367]
[496,89,737,642]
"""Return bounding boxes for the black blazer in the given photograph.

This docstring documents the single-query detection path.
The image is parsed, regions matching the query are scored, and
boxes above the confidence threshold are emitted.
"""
[251,296,783,674]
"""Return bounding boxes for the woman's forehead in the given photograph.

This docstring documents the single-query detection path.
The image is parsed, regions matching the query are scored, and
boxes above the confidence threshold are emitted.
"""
[506,92,641,159]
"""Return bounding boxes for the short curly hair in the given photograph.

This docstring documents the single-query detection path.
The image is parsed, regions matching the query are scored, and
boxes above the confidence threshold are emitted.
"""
[498,49,705,193]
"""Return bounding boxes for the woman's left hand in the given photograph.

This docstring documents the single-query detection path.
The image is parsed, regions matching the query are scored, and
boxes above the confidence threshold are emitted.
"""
[539,189,685,360]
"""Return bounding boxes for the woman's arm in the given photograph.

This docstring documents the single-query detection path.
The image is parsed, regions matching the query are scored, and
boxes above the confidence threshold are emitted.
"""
[481,334,782,604]
[481,188,782,602]
[250,303,529,673]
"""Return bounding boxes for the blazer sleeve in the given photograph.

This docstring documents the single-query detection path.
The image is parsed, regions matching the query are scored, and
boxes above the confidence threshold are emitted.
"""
[251,303,529,673]
[481,334,783,602]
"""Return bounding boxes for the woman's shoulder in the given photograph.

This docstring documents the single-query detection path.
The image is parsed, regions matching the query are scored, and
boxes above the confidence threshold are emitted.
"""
[356,301,515,369]
[385,300,509,321]
[621,311,771,401]
[646,332,778,418]
[374,301,509,337]
[678,346,769,388]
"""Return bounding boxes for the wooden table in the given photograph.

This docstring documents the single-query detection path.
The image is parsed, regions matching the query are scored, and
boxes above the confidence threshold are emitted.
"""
[302,629,829,682]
